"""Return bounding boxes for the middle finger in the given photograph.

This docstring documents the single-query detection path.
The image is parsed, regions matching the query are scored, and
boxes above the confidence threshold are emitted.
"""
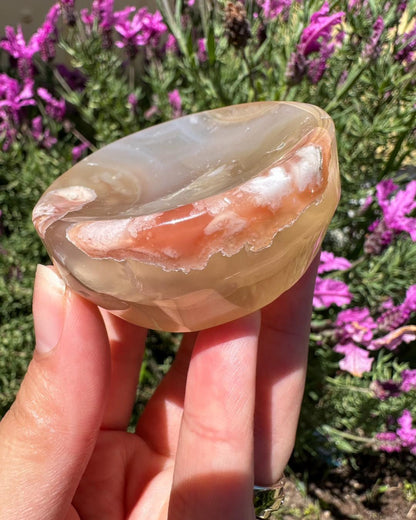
[168,313,260,520]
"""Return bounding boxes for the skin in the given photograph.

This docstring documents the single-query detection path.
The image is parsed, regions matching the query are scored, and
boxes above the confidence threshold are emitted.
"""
[0,255,318,520]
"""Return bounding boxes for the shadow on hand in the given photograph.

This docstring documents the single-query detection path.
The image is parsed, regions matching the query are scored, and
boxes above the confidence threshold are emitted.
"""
[168,471,255,520]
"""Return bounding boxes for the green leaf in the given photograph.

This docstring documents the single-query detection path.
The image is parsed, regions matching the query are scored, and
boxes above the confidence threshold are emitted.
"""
[207,24,216,66]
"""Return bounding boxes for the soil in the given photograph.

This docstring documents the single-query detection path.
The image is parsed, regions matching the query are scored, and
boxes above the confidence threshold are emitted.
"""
[282,454,415,519]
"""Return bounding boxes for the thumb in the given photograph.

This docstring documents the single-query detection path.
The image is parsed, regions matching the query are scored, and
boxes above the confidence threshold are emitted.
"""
[0,265,111,520]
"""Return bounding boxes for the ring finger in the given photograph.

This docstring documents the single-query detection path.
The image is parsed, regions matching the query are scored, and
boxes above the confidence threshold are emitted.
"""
[254,255,319,486]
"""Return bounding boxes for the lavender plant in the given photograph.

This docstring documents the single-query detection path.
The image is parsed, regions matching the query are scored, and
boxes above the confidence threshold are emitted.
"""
[0,0,415,467]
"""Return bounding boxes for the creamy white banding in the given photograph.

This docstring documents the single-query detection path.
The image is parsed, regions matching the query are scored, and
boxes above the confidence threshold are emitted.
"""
[32,186,97,238]
[203,212,248,236]
[239,166,292,210]
[291,145,322,191]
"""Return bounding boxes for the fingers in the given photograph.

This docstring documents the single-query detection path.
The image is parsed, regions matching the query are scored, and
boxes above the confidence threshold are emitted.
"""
[168,313,260,520]
[100,310,147,430]
[254,255,319,485]
[135,332,197,456]
[0,266,111,520]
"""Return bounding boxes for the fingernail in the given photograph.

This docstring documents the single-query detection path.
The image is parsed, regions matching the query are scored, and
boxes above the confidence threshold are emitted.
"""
[33,265,66,354]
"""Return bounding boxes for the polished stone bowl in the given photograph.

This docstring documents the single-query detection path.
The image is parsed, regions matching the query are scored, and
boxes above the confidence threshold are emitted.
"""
[33,102,340,332]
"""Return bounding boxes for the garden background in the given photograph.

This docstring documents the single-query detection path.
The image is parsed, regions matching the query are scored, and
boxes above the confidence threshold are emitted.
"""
[0,0,415,517]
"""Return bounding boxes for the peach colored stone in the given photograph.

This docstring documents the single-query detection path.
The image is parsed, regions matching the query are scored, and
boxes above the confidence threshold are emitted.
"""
[33,102,340,332]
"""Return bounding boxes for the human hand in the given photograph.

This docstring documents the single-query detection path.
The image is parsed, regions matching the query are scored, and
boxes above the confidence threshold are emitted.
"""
[0,256,318,520]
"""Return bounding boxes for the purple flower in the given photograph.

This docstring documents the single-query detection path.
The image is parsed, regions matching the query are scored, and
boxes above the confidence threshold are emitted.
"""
[395,24,416,67]
[256,0,293,20]
[381,181,416,239]
[307,43,335,84]
[363,16,384,60]
[115,10,143,58]
[31,116,57,149]
[347,0,372,16]
[56,64,86,91]
[360,194,373,213]
[96,0,116,30]
[115,8,166,57]
[299,2,344,55]
[144,105,159,120]
[37,87,66,121]
[0,105,13,149]
[80,8,95,26]
[0,26,39,79]
[165,34,178,53]
[0,121,16,151]
[376,284,416,332]
[365,180,416,252]
[60,0,76,23]
[369,325,416,351]
[168,89,182,118]
[138,9,167,46]
[377,303,411,333]
[1,5,61,74]
[375,431,401,453]
[286,52,308,85]
[318,251,351,274]
[31,115,44,141]
[0,74,36,123]
[128,93,138,106]
[72,142,90,163]
[401,369,416,392]
[334,342,374,376]
[128,93,138,114]
[364,219,393,254]
[335,307,377,345]
[313,277,353,308]
[286,1,344,84]
[376,179,399,207]
[348,0,368,9]
[33,3,61,61]
[403,285,416,313]
[84,0,130,30]
[0,74,36,151]
[198,38,207,62]
[0,75,35,149]
[81,0,135,46]
[397,410,416,454]
[370,380,401,400]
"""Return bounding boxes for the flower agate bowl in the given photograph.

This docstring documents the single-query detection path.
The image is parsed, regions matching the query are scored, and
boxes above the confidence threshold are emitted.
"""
[33,102,340,332]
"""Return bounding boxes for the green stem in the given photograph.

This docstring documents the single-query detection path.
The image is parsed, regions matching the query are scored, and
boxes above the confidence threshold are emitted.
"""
[53,67,74,97]
[242,49,257,99]
[324,426,374,444]
[211,67,230,106]
[281,82,295,101]
[71,127,97,152]
[129,61,135,91]
[380,109,416,179]
[310,319,333,332]
[157,0,189,59]
[347,255,366,270]
[325,378,373,395]
[197,0,208,38]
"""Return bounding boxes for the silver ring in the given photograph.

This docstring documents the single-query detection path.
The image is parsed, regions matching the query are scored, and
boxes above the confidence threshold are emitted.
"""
[253,477,286,519]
